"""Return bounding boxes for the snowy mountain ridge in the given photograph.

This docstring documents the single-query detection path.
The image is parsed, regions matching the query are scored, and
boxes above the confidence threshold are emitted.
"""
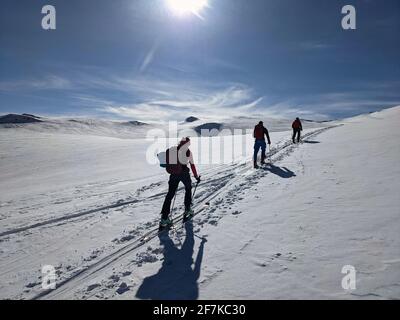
[0,112,331,139]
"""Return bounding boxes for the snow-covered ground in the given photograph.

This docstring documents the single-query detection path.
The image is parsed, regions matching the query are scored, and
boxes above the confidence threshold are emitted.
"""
[0,107,399,300]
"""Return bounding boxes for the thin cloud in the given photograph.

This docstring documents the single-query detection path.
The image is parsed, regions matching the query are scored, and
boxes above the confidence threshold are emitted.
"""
[263,90,400,120]
[2,68,398,122]
[299,41,334,51]
[0,75,72,91]
[71,95,116,107]
[139,42,160,73]
[102,84,264,122]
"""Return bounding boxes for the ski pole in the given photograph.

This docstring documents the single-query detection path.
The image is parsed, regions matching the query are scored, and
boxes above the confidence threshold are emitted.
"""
[192,177,201,202]
[268,144,272,163]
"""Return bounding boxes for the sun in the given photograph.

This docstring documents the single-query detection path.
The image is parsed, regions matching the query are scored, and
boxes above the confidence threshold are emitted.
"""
[166,0,209,18]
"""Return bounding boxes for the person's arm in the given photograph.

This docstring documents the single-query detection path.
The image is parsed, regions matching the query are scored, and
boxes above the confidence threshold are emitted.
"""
[300,121,303,131]
[253,127,256,138]
[264,128,271,144]
[189,151,200,181]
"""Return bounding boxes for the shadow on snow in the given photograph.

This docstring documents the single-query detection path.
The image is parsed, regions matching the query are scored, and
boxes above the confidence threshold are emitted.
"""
[263,163,296,178]
[135,221,206,300]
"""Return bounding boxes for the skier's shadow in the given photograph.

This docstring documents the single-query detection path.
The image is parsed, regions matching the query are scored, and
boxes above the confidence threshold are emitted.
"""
[263,163,296,178]
[135,221,206,300]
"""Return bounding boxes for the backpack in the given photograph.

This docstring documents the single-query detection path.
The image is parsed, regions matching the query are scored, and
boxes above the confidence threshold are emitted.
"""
[254,125,264,139]
[157,147,183,175]
[292,120,301,129]
[157,151,167,168]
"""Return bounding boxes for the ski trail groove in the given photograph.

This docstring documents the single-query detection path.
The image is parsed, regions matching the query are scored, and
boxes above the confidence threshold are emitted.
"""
[0,163,230,238]
[32,125,337,300]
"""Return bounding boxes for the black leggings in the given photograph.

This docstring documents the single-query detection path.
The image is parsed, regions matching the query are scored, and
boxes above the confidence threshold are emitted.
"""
[161,171,192,219]
[292,129,301,142]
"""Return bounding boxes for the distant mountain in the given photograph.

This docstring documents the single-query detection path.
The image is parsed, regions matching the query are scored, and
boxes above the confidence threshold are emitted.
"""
[302,118,333,123]
[0,115,152,139]
[22,113,41,119]
[0,112,334,139]
[0,114,43,124]
[185,116,199,123]
[194,122,223,136]
[122,120,148,126]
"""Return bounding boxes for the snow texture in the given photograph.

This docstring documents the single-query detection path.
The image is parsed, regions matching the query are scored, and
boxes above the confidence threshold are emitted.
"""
[0,107,399,300]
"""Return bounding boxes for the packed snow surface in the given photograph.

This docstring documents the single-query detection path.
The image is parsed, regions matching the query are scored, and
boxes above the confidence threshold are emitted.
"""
[0,107,399,299]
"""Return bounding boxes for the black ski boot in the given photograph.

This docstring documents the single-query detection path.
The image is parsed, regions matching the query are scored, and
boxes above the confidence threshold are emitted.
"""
[183,208,194,222]
[159,217,173,231]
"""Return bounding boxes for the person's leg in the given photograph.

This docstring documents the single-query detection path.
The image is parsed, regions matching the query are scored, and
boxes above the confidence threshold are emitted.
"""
[161,175,180,220]
[296,129,301,143]
[254,141,261,163]
[261,141,267,163]
[292,129,296,143]
[181,172,193,211]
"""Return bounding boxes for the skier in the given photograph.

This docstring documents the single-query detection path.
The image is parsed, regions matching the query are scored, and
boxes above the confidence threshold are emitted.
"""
[253,121,271,169]
[160,137,201,228]
[292,117,303,143]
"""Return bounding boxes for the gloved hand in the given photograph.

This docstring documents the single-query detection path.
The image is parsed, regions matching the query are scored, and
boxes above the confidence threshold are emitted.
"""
[195,176,201,183]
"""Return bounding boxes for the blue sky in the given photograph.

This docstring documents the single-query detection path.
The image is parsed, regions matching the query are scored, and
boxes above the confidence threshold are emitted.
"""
[0,0,399,121]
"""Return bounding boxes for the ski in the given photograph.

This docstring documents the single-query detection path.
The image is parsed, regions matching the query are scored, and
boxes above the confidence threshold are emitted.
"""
[158,225,173,232]
[182,213,195,224]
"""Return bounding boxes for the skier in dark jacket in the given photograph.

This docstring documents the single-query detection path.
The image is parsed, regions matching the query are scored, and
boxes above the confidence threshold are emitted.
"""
[160,137,201,228]
[253,121,271,168]
[292,117,303,143]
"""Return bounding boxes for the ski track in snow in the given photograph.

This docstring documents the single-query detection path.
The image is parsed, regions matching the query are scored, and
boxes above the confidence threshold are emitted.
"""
[23,126,336,300]
[2,107,399,300]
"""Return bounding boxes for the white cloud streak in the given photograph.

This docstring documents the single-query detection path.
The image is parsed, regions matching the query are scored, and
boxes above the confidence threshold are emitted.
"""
[139,42,159,73]
[102,84,265,122]
[1,68,398,122]
[0,75,72,91]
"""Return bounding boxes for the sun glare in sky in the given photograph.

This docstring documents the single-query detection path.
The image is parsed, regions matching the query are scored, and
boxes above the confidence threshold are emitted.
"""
[166,0,209,19]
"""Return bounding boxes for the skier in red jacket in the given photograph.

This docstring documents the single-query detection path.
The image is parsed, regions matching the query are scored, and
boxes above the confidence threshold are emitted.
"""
[160,137,201,228]
[292,118,303,143]
[253,121,271,168]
